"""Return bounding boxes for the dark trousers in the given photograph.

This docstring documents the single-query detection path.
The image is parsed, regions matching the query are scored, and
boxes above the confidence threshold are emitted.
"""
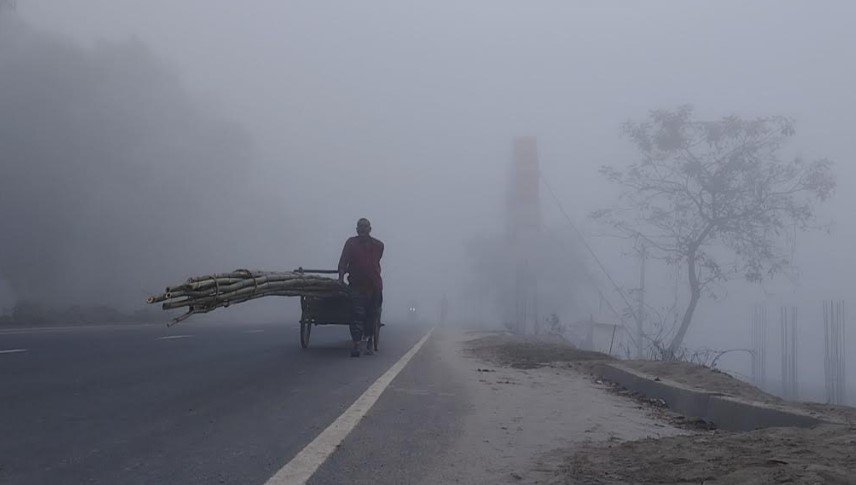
[350,290,382,341]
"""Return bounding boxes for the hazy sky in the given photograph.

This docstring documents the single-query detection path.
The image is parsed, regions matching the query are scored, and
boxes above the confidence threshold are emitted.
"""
[4,1,856,385]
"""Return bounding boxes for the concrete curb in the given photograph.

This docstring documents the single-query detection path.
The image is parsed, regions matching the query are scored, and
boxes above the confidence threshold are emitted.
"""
[594,363,825,431]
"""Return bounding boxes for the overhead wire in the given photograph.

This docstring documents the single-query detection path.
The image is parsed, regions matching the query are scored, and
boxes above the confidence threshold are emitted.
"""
[541,228,622,321]
[539,172,640,346]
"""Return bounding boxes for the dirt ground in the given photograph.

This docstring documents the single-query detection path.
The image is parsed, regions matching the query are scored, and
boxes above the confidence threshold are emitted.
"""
[419,331,687,484]
[465,332,856,485]
[464,333,613,368]
[467,333,856,425]
[561,425,856,485]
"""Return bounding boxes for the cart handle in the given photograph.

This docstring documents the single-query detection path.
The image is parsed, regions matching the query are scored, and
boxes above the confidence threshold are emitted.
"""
[294,267,339,274]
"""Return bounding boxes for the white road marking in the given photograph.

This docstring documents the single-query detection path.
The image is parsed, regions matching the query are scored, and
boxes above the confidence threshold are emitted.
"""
[156,335,194,340]
[265,327,435,485]
[0,349,28,354]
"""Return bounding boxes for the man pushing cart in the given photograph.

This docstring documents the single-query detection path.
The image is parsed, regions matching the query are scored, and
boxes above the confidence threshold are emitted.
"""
[337,218,384,357]
[148,218,385,357]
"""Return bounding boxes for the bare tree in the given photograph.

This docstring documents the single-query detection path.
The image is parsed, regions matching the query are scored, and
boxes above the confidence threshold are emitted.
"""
[594,106,834,356]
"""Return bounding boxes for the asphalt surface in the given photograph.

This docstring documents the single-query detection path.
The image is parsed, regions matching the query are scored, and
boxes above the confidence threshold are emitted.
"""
[0,320,428,484]
[308,332,468,485]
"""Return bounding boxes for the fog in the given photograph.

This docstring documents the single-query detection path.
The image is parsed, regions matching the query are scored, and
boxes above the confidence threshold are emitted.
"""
[2,2,855,399]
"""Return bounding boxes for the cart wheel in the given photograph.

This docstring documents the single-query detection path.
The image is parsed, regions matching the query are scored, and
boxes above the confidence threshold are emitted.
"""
[300,322,311,348]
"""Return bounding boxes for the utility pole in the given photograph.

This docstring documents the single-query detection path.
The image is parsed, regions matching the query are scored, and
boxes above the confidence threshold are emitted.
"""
[636,243,646,358]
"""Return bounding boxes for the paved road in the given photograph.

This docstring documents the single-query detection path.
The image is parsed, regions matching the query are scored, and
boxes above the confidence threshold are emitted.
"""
[308,330,468,485]
[0,320,428,484]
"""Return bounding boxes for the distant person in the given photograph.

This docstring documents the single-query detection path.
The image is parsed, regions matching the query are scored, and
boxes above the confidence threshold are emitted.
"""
[338,218,384,357]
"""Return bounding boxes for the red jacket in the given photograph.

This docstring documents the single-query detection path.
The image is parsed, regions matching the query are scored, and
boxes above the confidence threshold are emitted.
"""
[338,235,384,292]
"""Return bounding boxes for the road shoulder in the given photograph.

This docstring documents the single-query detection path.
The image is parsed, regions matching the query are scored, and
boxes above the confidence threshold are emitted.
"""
[310,329,686,484]
[470,332,856,483]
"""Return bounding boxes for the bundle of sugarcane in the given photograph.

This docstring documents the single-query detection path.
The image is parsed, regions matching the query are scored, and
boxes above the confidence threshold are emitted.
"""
[147,269,348,325]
